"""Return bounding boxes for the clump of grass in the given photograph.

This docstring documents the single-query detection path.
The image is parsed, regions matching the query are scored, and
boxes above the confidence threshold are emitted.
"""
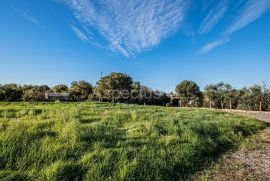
[0,102,267,180]
[44,161,84,181]
[0,170,32,181]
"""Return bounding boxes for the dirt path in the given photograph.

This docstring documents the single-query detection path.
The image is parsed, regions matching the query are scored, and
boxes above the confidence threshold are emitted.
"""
[195,112,270,180]
[234,112,270,124]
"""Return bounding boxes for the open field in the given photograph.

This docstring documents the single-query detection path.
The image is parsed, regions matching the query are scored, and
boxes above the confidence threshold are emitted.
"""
[0,102,268,180]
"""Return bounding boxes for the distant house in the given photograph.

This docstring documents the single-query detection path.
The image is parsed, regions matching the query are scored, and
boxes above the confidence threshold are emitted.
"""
[45,93,69,101]
[168,92,177,99]
[187,99,196,107]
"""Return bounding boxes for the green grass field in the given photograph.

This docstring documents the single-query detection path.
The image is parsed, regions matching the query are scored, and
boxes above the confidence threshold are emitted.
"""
[0,102,267,181]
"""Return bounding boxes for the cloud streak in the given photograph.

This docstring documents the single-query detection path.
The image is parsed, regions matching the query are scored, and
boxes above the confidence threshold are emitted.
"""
[198,37,230,54]
[71,25,90,42]
[200,0,228,34]
[64,0,187,57]
[226,0,270,34]
[13,7,42,28]
[198,0,270,54]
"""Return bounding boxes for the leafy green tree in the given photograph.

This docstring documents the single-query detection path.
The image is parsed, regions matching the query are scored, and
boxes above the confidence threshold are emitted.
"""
[138,85,153,105]
[69,81,93,101]
[238,84,270,111]
[39,85,50,93]
[204,82,233,109]
[96,72,133,102]
[267,92,270,111]
[152,90,170,106]
[0,84,23,101]
[249,85,263,111]
[0,84,4,101]
[22,85,50,101]
[131,85,170,105]
[225,88,238,109]
[222,84,236,109]
[237,87,252,110]
[176,80,201,105]
[170,97,180,106]
[130,82,142,103]
[52,84,69,93]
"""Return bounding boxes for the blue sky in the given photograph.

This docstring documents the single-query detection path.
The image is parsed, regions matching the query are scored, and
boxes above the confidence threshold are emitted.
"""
[1,0,270,92]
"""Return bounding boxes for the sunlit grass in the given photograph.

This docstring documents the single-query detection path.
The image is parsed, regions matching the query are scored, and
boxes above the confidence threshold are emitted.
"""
[0,102,267,180]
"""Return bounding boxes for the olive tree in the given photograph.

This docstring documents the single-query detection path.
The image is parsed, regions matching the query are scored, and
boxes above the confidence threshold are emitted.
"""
[204,82,234,109]
[52,84,69,93]
[69,81,93,101]
[175,80,202,106]
[0,84,23,101]
[96,72,133,102]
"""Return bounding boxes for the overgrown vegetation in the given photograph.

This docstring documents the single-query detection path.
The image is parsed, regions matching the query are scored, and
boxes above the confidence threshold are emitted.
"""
[0,102,267,180]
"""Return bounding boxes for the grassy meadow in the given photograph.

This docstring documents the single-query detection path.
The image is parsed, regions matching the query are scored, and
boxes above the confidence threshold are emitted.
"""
[0,102,267,180]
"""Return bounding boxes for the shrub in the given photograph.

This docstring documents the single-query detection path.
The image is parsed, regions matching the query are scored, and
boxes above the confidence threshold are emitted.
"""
[170,98,180,107]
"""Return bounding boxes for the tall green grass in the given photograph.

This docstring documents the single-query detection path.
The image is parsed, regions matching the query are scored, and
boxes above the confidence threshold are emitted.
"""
[0,102,267,180]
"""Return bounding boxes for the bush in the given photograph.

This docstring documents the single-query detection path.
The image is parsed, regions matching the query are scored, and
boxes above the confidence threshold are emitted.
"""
[170,98,180,107]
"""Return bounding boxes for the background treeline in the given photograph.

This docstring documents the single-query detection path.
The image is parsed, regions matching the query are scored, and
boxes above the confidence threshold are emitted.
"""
[0,72,270,111]
[173,81,270,111]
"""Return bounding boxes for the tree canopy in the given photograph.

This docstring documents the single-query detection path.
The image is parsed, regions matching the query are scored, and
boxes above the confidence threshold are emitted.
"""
[52,84,69,93]
[204,82,233,109]
[0,84,22,101]
[96,72,133,102]
[22,85,50,101]
[69,81,93,101]
[175,80,201,104]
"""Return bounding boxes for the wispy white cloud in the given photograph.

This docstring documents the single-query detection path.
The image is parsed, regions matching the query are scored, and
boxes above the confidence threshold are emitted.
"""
[70,25,90,42]
[225,0,270,34]
[21,12,40,26]
[197,37,230,54]
[64,0,187,57]
[13,7,42,28]
[198,0,270,54]
[200,0,228,34]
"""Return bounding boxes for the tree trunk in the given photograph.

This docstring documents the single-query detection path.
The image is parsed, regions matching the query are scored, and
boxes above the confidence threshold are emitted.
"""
[221,102,224,109]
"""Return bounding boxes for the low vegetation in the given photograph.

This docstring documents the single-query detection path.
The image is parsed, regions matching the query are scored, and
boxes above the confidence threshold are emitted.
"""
[0,102,267,180]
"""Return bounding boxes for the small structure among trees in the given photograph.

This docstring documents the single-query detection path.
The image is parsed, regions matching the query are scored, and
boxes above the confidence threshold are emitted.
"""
[45,93,70,102]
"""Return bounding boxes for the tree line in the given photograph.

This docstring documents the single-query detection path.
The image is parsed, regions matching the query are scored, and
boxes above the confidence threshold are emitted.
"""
[174,81,270,111]
[1,72,270,111]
